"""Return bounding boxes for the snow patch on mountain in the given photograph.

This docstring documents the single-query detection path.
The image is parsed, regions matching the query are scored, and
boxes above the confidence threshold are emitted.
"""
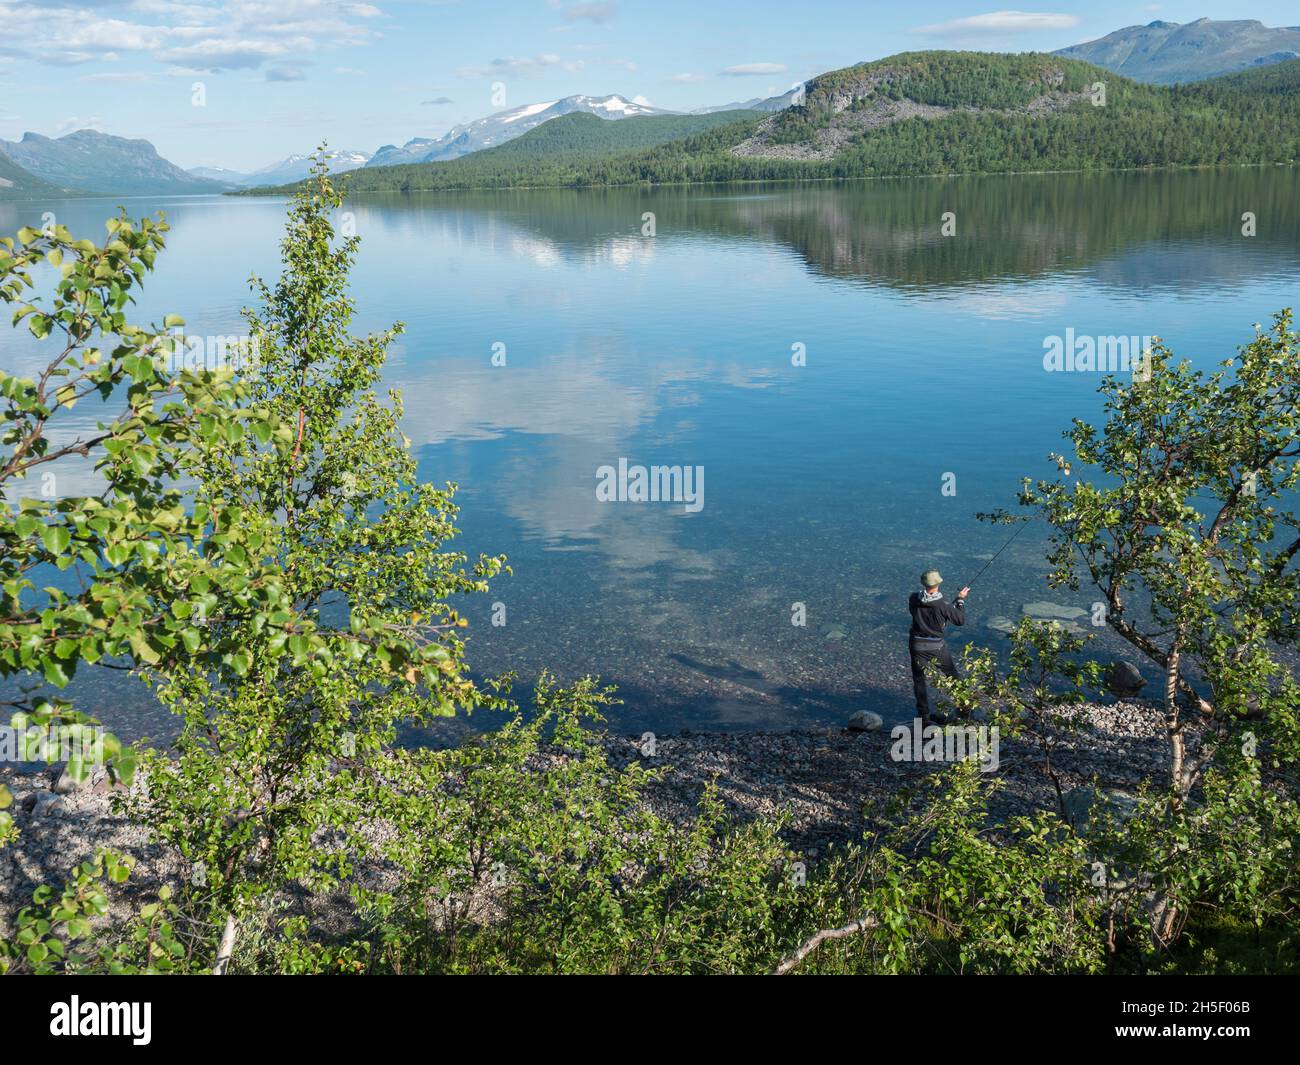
[502,101,558,124]
[367,94,675,169]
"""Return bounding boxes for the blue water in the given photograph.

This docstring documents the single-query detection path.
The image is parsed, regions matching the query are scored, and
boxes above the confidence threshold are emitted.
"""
[2,168,1297,741]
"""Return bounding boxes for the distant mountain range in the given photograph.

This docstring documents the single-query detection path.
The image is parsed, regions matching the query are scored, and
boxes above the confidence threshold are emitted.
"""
[296,51,1300,195]
[367,94,670,168]
[310,109,762,194]
[4,25,1300,202]
[0,147,78,200]
[187,166,247,184]
[1056,18,1300,84]
[0,130,226,196]
[690,89,801,114]
[0,95,681,199]
[189,149,371,189]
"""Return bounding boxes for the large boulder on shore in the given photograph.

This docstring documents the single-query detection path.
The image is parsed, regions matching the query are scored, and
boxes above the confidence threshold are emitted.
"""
[1104,660,1146,697]
[22,789,66,819]
[846,710,883,733]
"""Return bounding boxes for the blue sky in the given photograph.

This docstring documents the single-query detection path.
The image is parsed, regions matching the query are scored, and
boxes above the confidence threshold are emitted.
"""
[1,1,1298,171]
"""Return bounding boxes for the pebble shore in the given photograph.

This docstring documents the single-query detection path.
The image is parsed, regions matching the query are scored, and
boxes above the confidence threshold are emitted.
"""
[606,698,1177,853]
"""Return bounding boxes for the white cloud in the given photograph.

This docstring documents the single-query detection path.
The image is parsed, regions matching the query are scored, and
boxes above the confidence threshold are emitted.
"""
[913,11,1081,37]
[79,70,158,83]
[155,37,300,70]
[720,62,786,77]
[55,114,105,134]
[456,52,584,78]
[669,72,706,83]
[0,0,381,71]
[265,64,307,81]
[548,1,616,23]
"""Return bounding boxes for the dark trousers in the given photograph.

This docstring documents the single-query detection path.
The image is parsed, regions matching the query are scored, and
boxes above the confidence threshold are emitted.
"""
[910,639,958,717]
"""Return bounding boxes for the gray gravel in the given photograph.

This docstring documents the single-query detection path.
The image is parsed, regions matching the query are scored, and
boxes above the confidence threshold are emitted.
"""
[605,698,1178,854]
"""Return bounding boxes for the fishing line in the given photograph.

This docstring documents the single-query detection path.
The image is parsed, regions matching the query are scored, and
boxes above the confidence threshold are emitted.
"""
[966,519,1033,588]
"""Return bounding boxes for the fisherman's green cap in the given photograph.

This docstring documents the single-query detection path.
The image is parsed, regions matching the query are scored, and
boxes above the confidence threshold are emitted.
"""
[921,569,943,588]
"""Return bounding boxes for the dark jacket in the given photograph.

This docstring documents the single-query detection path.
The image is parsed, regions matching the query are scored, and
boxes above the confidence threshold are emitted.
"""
[908,591,965,642]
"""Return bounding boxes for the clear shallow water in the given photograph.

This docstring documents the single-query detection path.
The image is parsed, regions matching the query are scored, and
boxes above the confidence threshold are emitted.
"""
[2,168,1298,742]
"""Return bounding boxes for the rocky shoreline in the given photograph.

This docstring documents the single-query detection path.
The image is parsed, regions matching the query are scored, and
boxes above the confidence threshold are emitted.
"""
[0,696,1181,930]
[603,697,1176,853]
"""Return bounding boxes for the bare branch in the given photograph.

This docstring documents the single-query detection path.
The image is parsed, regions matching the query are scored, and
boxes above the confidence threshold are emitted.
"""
[771,915,879,975]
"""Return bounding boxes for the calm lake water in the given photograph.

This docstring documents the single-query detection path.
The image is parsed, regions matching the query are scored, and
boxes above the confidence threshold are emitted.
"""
[2,167,1298,743]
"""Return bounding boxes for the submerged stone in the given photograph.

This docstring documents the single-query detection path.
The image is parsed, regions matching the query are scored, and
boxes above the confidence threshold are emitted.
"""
[1022,600,1088,621]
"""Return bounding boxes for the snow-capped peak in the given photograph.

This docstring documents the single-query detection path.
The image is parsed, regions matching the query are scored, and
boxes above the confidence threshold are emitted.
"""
[502,101,558,124]
[365,93,676,169]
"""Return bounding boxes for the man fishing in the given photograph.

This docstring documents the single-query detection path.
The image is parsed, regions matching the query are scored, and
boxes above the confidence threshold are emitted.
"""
[908,569,969,726]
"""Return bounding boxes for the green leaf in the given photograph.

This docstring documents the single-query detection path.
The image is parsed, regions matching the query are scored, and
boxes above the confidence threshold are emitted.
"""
[43,659,70,688]
[129,448,154,478]
[65,754,91,786]
[127,631,160,665]
[112,750,139,786]
[40,525,72,555]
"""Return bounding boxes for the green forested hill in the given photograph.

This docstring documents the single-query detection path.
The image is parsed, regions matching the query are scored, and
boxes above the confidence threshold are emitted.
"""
[799,51,1099,110]
[245,51,1300,196]
[739,52,1300,170]
[249,110,761,194]
[1200,57,1300,95]
[469,109,763,158]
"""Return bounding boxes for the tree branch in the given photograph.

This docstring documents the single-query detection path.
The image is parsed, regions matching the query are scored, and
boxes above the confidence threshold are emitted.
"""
[771,915,879,975]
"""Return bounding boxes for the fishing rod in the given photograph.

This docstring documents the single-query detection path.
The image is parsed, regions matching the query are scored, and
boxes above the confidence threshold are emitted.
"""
[966,518,1033,589]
